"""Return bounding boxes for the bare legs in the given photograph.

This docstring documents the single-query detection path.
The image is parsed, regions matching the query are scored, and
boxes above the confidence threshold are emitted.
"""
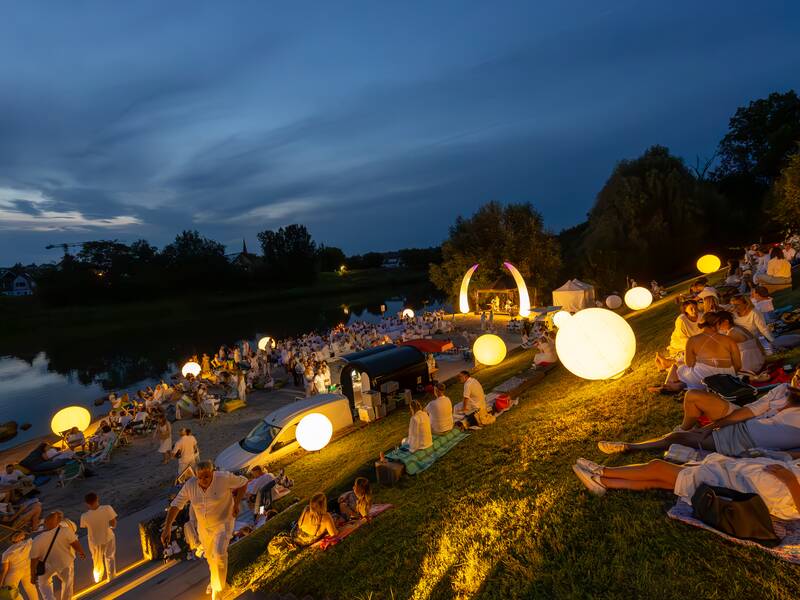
[654,352,676,371]
[599,459,684,491]
[604,429,716,454]
[680,390,733,430]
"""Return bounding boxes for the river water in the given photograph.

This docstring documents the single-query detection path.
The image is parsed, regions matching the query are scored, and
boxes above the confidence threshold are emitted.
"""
[0,293,447,449]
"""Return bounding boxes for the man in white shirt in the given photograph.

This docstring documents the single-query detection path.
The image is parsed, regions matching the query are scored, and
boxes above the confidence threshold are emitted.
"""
[0,464,29,486]
[458,371,485,414]
[425,383,454,435]
[172,428,199,476]
[162,461,247,600]
[1,530,37,600]
[30,510,86,600]
[79,492,117,583]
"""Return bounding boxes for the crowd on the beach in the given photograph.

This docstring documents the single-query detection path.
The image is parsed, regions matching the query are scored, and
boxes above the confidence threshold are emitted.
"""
[572,241,800,544]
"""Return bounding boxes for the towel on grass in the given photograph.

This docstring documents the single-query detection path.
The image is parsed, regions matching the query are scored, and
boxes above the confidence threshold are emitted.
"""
[667,500,800,564]
[386,429,469,475]
[313,503,394,550]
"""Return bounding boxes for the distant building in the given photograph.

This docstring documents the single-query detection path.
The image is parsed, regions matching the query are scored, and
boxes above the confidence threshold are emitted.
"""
[225,239,261,272]
[381,252,404,269]
[0,270,36,296]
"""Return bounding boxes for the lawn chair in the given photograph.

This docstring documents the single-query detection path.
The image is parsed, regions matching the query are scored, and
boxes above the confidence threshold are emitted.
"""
[86,436,117,465]
[254,479,278,516]
[57,460,85,487]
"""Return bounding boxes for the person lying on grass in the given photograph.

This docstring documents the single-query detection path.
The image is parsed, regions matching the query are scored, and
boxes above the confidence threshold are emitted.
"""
[598,385,800,457]
[572,453,800,521]
[649,312,741,393]
[338,477,372,521]
[293,493,338,546]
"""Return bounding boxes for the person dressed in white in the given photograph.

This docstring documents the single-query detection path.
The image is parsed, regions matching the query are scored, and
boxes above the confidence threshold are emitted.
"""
[1,530,38,600]
[426,383,454,435]
[405,400,433,452]
[79,492,117,583]
[313,368,326,395]
[162,461,247,600]
[730,295,774,345]
[30,510,86,600]
[755,246,792,285]
[172,428,199,476]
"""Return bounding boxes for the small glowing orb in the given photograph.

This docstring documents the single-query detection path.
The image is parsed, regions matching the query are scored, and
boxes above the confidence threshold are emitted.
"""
[181,361,201,377]
[296,413,333,452]
[555,308,636,380]
[472,334,507,366]
[402,308,415,319]
[51,406,91,436]
[605,295,622,310]
[553,310,571,328]
[257,336,275,351]
[697,254,721,274]
[459,264,479,314]
[624,287,653,311]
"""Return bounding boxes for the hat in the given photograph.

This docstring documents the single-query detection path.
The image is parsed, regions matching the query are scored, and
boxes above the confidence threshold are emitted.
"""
[697,287,719,300]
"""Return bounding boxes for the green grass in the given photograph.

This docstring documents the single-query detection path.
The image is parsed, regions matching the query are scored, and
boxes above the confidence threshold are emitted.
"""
[226,278,800,599]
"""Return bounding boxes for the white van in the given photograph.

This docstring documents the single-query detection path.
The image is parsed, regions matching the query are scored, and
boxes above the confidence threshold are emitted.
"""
[215,393,353,472]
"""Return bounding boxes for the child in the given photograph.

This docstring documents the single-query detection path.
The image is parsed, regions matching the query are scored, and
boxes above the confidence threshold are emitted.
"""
[80,492,117,583]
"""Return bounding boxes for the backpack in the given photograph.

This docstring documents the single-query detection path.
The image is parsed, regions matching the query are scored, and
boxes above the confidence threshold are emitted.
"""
[691,484,780,547]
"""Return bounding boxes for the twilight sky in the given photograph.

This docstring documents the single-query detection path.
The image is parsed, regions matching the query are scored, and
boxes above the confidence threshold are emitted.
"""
[1,1,798,264]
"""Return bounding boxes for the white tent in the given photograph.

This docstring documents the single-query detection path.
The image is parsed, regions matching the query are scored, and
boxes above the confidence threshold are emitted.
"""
[552,279,596,312]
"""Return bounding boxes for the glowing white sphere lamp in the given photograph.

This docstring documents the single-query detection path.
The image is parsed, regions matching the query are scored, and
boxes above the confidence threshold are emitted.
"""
[553,310,571,328]
[472,334,507,366]
[697,254,721,274]
[402,308,415,319]
[257,336,275,351]
[605,295,622,310]
[296,413,333,452]
[624,287,653,311]
[181,361,201,377]
[51,406,91,436]
[555,308,636,380]
[459,264,479,314]
[503,262,530,317]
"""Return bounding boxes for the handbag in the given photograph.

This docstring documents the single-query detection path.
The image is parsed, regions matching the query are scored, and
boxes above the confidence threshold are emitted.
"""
[702,374,758,406]
[691,484,780,547]
[36,526,60,576]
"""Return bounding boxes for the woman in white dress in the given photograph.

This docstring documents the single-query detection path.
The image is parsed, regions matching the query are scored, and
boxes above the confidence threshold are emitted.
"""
[155,415,173,464]
[404,400,433,452]
[655,300,700,370]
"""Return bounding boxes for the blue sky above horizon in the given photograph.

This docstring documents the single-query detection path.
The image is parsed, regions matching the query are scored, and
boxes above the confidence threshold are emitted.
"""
[1,1,799,264]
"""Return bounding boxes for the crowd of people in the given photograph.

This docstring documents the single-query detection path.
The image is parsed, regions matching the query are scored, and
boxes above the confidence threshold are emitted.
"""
[572,241,800,538]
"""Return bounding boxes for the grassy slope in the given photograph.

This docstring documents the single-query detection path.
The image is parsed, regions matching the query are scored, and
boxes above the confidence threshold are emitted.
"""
[230,280,800,600]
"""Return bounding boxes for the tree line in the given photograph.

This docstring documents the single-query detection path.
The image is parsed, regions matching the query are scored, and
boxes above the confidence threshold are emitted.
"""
[432,90,800,300]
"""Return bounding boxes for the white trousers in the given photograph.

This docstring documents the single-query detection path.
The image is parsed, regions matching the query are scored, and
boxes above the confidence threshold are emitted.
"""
[90,534,116,581]
[5,567,39,600]
[37,565,74,600]
[197,523,232,594]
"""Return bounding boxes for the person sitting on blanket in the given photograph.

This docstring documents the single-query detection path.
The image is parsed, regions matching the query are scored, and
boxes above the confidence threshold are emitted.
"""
[426,382,454,435]
[571,453,800,521]
[656,300,701,370]
[752,285,775,320]
[712,310,765,375]
[455,371,495,426]
[245,466,276,504]
[598,384,800,456]
[675,371,800,432]
[755,245,792,286]
[338,477,372,521]
[404,400,433,452]
[294,492,338,546]
[650,312,741,393]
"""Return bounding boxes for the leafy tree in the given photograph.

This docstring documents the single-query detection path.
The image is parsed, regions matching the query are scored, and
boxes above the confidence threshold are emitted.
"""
[399,247,442,270]
[578,145,722,289]
[771,150,800,233]
[160,230,231,290]
[346,252,384,270]
[430,201,561,306]
[257,224,318,283]
[317,245,347,272]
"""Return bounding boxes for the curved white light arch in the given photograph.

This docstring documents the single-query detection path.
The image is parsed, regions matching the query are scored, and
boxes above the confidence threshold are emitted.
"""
[503,262,530,317]
[459,264,479,314]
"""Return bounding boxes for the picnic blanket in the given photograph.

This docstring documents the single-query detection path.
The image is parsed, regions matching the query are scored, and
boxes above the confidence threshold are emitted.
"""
[667,500,800,564]
[385,429,469,475]
[312,503,394,550]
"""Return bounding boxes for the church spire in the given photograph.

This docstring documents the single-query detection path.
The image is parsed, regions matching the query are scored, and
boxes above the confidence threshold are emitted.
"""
[242,238,248,255]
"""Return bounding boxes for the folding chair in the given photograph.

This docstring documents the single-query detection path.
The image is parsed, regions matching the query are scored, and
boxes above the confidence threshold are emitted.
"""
[58,461,85,487]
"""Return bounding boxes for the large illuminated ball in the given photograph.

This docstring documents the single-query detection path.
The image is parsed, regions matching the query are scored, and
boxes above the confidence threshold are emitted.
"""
[257,336,275,351]
[51,406,91,436]
[624,287,653,311]
[296,413,333,452]
[555,308,636,380]
[181,361,201,377]
[402,308,415,319]
[605,295,622,310]
[473,334,507,366]
[553,310,571,329]
[697,254,721,274]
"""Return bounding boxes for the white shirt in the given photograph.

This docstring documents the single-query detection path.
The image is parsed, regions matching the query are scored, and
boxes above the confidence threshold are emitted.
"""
[753,298,774,314]
[171,471,248,529]
[2,538,31,573]
[407,411,433,452]
[733,309,774,342]
[173,435,199,462]
[80,505,117,546]
[31,523,77,572]
[246,473,276,495]
[426,396,454,434]
[462,377,485,413]
[745,384,791,418]
[767,257,791,279]
[0,470,26,485]
[669,314,701,354]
